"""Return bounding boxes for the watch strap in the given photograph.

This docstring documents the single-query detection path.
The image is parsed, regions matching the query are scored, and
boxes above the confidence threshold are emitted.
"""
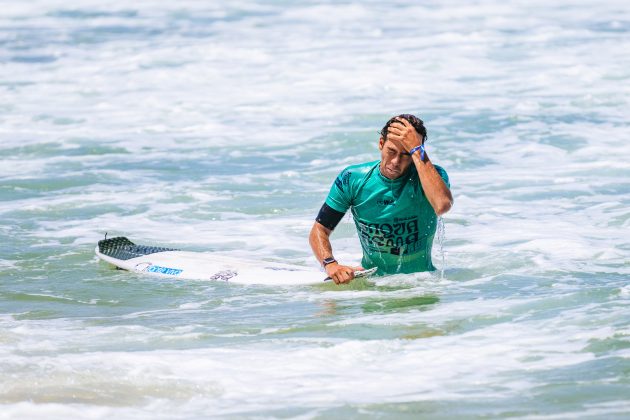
[322,257,337,267]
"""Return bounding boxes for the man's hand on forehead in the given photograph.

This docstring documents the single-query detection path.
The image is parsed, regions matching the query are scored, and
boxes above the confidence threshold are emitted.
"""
[386,117,422,153]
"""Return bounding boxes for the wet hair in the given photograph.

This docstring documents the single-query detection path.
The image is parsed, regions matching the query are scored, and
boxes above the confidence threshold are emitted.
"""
[380,114,427,144]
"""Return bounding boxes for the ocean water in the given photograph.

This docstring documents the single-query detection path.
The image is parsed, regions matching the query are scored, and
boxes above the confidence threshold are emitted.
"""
[1,0,629,418]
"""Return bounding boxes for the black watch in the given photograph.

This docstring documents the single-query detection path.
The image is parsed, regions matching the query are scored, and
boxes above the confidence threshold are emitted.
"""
[322,257,337,267]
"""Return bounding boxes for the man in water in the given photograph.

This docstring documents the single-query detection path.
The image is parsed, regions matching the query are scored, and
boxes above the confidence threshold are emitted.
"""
[309,114,453,284]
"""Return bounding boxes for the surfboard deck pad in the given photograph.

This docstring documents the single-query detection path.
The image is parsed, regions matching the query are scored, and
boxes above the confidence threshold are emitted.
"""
[98,237,178,260]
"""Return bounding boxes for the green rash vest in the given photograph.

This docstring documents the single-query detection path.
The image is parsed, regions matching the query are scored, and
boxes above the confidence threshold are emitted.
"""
[324,160,450,275]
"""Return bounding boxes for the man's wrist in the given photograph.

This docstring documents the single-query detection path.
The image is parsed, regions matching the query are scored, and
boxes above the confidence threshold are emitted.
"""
[412,147,429,164]
[322,257,337,267]
[408,144,425,160]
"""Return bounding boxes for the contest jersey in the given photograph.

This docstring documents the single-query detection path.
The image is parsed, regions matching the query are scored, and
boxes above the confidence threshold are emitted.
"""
[324,160,450,275]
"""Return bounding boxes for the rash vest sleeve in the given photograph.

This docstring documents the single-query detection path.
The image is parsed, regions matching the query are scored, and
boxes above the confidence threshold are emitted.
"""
[313,168,353,231]
[324,167,353,214]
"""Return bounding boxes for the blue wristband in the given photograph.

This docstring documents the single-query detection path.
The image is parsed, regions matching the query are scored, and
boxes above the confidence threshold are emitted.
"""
[408,144,425,160]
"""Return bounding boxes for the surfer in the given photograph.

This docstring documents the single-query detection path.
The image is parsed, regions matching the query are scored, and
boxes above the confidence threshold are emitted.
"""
[309,114,453,284]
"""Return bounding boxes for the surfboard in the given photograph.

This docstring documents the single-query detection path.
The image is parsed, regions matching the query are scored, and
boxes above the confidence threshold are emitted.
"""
[95,236,377,286]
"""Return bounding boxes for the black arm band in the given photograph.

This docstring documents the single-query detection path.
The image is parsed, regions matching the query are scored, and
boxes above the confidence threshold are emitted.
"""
[315,203,345,230]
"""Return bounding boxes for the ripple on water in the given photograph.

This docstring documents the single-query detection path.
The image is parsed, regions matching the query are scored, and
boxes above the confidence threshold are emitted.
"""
[1,0,629,417]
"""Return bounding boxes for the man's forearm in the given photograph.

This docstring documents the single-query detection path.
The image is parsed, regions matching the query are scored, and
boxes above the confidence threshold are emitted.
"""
[412,152,453,215]
[309,222,334,264]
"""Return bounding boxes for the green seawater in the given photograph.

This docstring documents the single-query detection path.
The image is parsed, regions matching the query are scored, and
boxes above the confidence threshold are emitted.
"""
[1,0,630,418]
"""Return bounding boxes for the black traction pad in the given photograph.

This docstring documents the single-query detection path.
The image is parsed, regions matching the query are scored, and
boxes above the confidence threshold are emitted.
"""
[98,236,179,261]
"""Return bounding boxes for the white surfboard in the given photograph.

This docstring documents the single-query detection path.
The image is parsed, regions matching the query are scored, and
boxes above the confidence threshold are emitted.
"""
[95,237,377,286]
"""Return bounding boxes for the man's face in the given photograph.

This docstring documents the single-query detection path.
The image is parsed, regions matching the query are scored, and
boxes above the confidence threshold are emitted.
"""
[379,137,413,179]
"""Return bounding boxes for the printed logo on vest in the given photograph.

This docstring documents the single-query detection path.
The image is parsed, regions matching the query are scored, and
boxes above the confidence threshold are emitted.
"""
[377,198,395,206]
[356,217,424,255]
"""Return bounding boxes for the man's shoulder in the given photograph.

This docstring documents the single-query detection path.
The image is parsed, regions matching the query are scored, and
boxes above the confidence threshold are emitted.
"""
[432,164,450,187]
[332,161,379,197]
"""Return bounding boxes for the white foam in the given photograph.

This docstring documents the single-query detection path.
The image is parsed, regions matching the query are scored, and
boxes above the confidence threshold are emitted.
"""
[2,0,629,417]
